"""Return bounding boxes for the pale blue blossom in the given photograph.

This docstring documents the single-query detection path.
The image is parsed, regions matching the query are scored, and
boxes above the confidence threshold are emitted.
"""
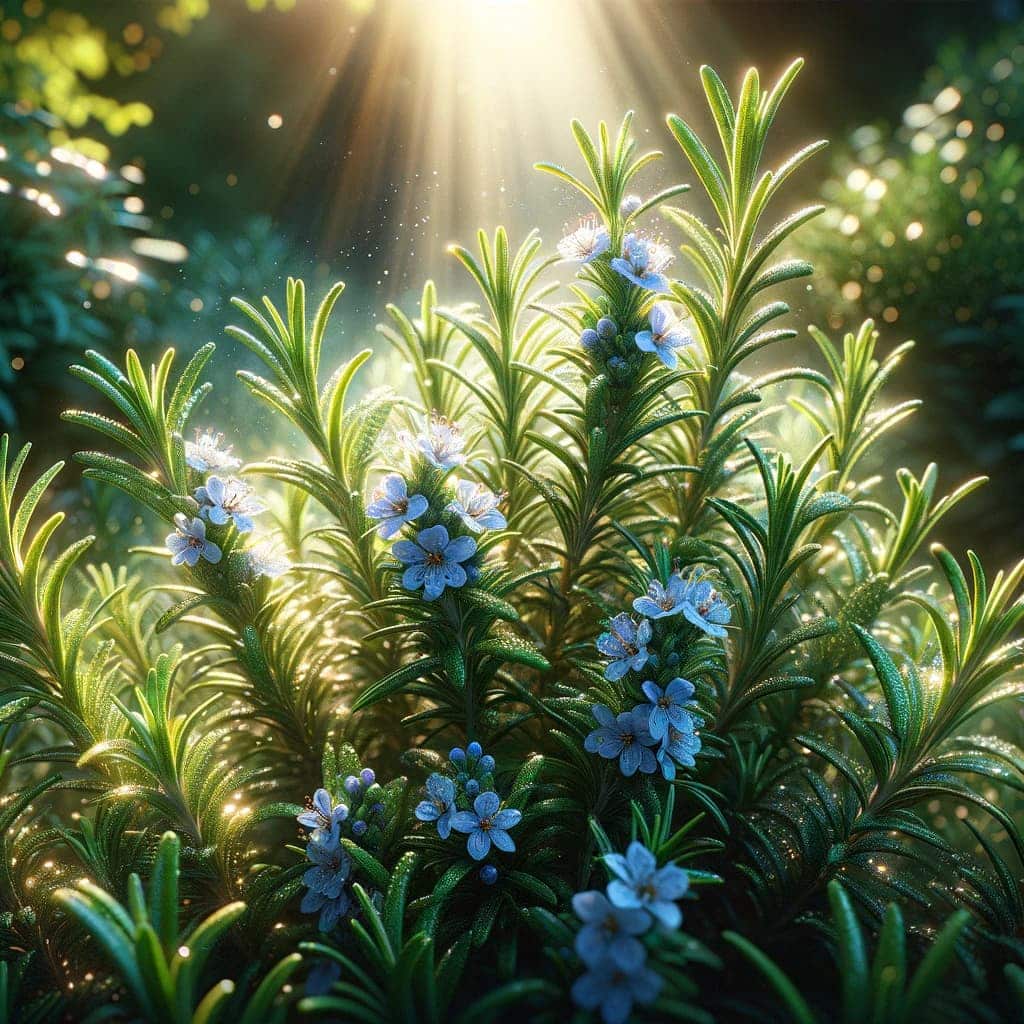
[632,575,689,620]
[585,705,658,777]
[656,722,703,781]
[636,678,696,742]
[415,773,457,839]
[605,841,689,929]
[610,233,673,293]
[194,475,265,533]
[596,613,652,681]
[619,194,643,217]
[681,576,732,639]
[402,414,467,471]
[165,513,221,567]
[244,540,290,580]
[366,473,428,539]
[634,303,692,369]
[393,524,477,600]
[572,890,650,969]
[297,787,349,838]
[571,954,662,1024]
[558,215,611,263]
[450,791,522,860]
[446,480,506,533]
[300,830,351,932]
[185,430,241,473]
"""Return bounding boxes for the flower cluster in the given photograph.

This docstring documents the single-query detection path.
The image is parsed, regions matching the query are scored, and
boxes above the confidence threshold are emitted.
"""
[414,742,520,878]
[195,474,266,533]
[296,770,387,931]
[610,232,674,293]
[168,427,290,579]
[367,416,507,601]
[585,676,703,781]
[571,841,690,1024]
[596,569,731,680]
[296,788,352,931]
[165,512,221,567]
[634,302,692,370]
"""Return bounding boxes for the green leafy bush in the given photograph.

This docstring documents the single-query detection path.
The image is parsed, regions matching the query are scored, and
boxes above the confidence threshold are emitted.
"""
[1,61,1021,1023]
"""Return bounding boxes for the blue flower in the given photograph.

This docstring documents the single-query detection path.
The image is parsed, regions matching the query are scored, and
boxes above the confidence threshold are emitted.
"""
[656,723,703,781]
[610,233,673,293]
[557,215,611,264]
[619,194,643,217]
[450,791,522,860]
[304,959,341,997]
[402,414,467,471]
[681,576,731,639]
[580,328,600,351]
[634,302,692,369]
[366,473,428,539]
[446,480,506,533]
[467,741,482,758]
[165,513,222,567]
[632,575,689,620]
[185,429,241,473]
[303,958,339,999]
[596,613,652,681]
[605,841,689,929]
[636,678,697,742]
[571,954,662,1024]
[244,540,290,580]
[415,773,457,839]
[351,820,368,837]
[584,705,658,777]
[595,317,618,341]
[393,525,477,600]
[572,890,650,969]
[194,475,266,533]
[297,787,349,837]
[480,864,499,885]
[300,830,352,932]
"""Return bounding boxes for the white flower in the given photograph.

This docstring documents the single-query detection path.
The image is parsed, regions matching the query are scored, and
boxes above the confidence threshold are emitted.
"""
[557,215,611,264]
[185,430,241,473]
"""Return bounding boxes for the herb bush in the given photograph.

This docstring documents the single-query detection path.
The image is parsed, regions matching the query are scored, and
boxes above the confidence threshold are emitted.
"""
[2,62,1022,1024]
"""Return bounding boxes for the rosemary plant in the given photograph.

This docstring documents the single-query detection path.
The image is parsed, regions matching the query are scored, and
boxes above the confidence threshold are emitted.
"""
[0,60,1021,1024]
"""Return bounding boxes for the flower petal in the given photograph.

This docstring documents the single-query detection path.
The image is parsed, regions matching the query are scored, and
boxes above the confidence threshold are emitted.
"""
[473,791,500,818]
[466,829,490,860]
[571,890,610,924]
[417,524,450,553]
[449,811,479,834]
[491,808,521,830]
[393,540,426,564]
[488,828,515,853]
[443,535,478,563]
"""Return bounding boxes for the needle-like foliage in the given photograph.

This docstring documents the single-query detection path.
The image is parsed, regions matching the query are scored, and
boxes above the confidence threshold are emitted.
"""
[0,59,1021,1023]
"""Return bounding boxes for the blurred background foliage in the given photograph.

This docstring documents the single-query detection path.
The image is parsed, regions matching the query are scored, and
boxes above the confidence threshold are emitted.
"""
[1,0,1022,566]
[801,21,1024,563]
